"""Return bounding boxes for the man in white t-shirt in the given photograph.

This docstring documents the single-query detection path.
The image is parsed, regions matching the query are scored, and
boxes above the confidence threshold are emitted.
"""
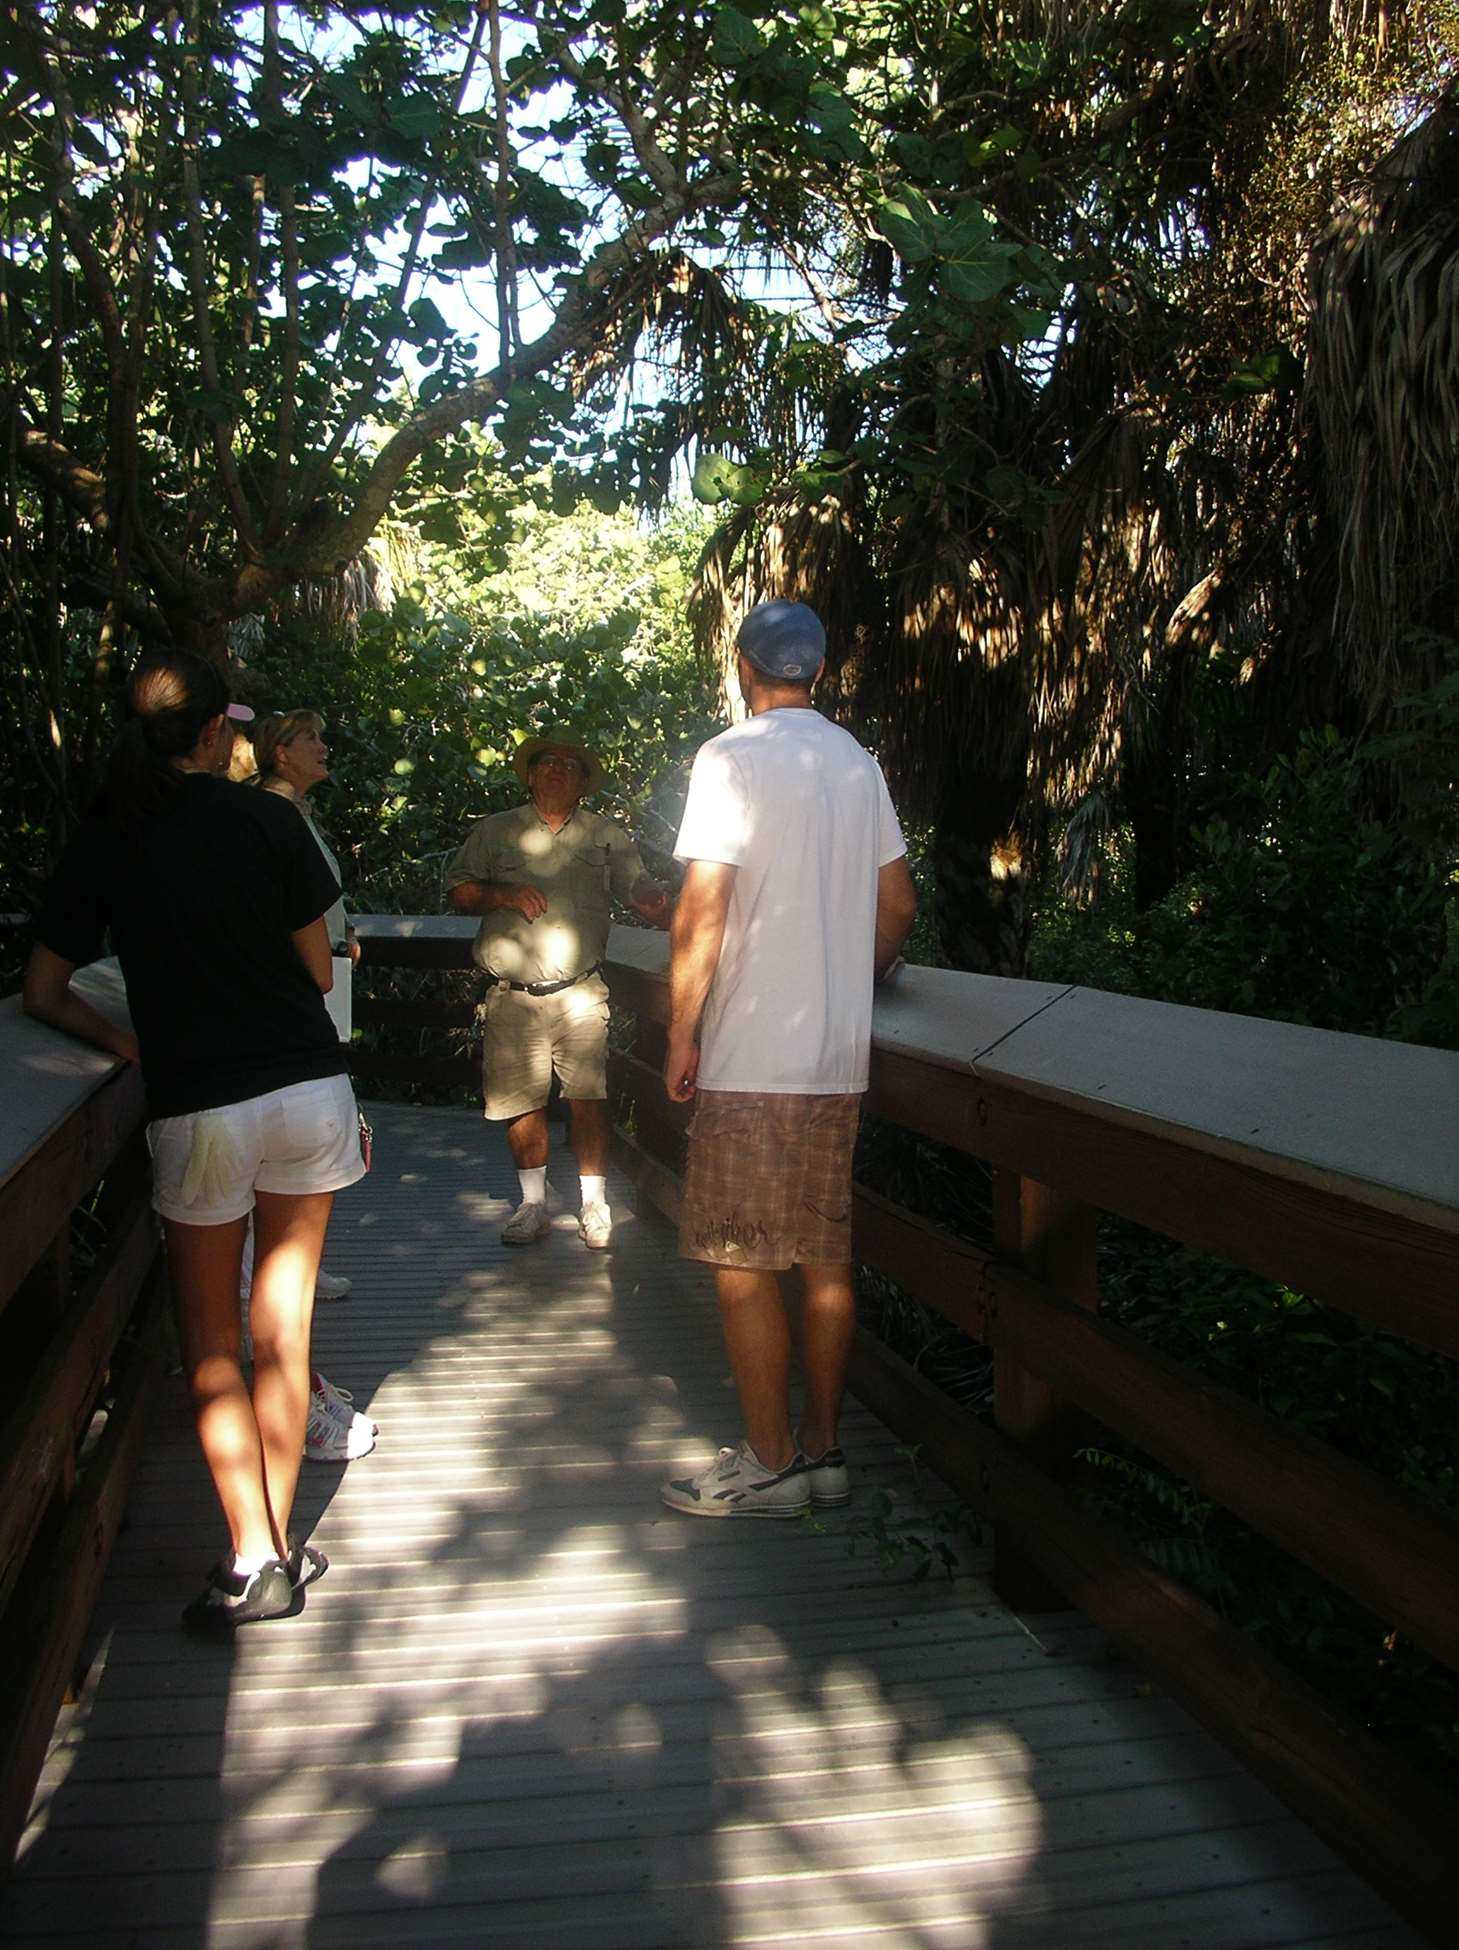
[660,600,918,1520]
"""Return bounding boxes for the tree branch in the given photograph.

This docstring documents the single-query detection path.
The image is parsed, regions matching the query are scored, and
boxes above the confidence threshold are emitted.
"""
[181,0,258,551]
[554,39,681,198]
[11,0,127,376]
[488,0,520,373]
[9,410,110,528]
[301,2,492,503]
[294,168,739,581]
[261,0,300,536]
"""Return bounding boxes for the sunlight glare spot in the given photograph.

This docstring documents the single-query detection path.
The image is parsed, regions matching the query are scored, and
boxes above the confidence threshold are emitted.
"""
[376,1837,448,1900]
[614,1702,663,1750]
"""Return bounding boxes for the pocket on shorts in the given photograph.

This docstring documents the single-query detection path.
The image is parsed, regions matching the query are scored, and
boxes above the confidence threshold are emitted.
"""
[689,1096,764,1146]
[279,1077,345,1152]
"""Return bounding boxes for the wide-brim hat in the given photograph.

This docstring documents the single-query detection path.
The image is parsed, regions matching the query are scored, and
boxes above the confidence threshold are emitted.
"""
[513,728,606,794]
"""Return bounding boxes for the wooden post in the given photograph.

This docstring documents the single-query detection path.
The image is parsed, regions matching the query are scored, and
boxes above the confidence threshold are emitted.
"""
[991,1169,1098,1610]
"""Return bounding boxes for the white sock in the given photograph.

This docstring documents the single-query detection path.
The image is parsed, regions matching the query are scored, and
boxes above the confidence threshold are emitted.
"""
[518,1165,547,1204]
[231,1550,274,1576]
[580,1174,607,1209]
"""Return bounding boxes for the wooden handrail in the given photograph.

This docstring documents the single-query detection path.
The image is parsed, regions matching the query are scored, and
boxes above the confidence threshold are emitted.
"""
[0,968,167,1871]
[589,919,1459,1944]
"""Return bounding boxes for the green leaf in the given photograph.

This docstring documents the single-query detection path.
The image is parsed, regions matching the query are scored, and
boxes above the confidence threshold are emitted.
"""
[892,132,934,177]
[391,97,442,141]
[409,296,449,340]
[807,84,855,138]
[942,202,996,254]
[1223,346,1302,396]
[690,449,765,508]
[964,123,1024,167]
[691,449,735,505]
[1000,304,1051,344]
[942,242,1018,306]
[875,186,938,263]
[70,122,111,165]
[712,7,765,68]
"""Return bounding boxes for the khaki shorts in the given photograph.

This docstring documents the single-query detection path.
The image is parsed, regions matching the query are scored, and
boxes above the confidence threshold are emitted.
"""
[679,1089,862,1270]
[480,972,610,1120]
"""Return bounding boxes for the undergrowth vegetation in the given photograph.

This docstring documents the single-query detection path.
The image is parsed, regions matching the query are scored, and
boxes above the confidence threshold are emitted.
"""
[850,657,1459,1786]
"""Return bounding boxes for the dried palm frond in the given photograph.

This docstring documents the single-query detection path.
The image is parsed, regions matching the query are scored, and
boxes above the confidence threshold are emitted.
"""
[1306,100,1459,705]
[688,484,881,719]
[1058,787,1114,905]
[687,505,756,718]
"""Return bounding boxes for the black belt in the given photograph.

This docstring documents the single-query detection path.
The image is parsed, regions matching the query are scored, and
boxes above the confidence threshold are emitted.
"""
[488,961,602,998]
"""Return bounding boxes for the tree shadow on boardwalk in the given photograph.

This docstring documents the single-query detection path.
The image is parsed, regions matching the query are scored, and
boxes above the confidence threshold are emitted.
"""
[4,1104,1412,1949]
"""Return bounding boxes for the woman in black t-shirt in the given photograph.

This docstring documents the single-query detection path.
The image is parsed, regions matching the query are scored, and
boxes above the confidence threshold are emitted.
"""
[24,653,365,1634]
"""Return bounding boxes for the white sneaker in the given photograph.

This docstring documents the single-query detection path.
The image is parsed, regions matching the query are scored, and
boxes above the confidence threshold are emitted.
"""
[304,1375,377,1462]
[314,1269,352,1300]
[501,1200,550,1246]
[578,1201,612,1250]
[313,1372,378,1434]
[799,1443,851,1507]
[660,1441,810,1520]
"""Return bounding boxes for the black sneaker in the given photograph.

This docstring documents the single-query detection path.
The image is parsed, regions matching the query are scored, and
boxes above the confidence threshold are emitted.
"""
[182,1555,299,1637]
[286,1538,329,1588]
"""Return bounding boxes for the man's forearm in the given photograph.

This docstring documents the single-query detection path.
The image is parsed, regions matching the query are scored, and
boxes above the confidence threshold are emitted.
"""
[873,857,918,978]
[874,913,912,979]
[668,888,730,1035]
[629,877,673,928]
[448,880,516,916]
[664,861,736,1099]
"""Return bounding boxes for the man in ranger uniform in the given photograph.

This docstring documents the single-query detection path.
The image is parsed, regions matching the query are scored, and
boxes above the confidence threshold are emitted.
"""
[447,729,671,1251]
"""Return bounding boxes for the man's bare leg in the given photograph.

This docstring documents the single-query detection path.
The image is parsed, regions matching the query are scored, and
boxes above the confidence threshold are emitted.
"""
[567,1097,610,1177]
[716,1266,796,1470]
[505,1107,549,1171]
[796,1261,856,1458]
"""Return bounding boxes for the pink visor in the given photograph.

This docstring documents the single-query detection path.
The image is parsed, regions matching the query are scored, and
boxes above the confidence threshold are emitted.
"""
[225,702,256,723]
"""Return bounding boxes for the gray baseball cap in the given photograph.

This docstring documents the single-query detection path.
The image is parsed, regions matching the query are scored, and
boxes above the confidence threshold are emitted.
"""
[737,600,826,682]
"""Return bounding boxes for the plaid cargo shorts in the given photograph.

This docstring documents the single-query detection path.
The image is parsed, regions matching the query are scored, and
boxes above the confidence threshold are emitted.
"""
[678,1088,862,1270]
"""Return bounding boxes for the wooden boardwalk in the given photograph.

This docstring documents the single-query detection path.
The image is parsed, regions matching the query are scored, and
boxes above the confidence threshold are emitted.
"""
[5,1103,1420,1950]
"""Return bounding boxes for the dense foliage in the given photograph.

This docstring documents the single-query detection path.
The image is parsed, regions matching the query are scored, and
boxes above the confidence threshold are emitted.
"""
[235,501,719,916]
[1028,652,1459,1047]
[671,2,1459,969]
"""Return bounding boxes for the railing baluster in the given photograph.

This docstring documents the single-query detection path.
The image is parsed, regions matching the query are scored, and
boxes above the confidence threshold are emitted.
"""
[991,1170,1098,1610]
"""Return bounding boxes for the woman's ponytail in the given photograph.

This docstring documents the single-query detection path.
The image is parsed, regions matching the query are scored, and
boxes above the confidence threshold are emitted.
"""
[94,653,232,824]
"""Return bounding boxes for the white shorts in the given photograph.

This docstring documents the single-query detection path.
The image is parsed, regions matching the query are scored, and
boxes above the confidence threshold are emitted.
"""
[148,1073,365,1227]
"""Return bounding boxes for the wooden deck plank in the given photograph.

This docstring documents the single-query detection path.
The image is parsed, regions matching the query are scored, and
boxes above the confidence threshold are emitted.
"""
[4,1102,1423,1949]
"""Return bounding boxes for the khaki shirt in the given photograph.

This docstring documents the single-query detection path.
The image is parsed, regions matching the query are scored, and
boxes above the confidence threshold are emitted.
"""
[444,801,650,984]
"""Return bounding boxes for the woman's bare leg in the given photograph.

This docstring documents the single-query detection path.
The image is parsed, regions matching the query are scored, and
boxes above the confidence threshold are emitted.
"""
[166,1214,278,1560]
[250,1189,333,1548]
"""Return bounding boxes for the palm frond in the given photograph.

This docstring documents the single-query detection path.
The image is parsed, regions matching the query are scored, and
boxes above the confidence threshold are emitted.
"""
[1306,100,1459,704]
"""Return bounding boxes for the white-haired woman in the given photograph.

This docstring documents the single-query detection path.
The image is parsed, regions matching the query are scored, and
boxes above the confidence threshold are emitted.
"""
[247,708,376,1464]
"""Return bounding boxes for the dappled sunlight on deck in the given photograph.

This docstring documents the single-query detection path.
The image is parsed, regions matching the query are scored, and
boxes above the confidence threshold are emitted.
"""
[5,1104,1419,1949]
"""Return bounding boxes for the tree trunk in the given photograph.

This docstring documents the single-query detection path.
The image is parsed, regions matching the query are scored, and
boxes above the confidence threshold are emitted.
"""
[1124,740,1181,911]
[165,601,232,666]
[932,772,1030,976]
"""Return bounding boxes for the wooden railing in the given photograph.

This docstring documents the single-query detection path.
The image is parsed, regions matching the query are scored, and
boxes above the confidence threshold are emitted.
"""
[355,915,1459,1946]
[0,966,169,1868]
